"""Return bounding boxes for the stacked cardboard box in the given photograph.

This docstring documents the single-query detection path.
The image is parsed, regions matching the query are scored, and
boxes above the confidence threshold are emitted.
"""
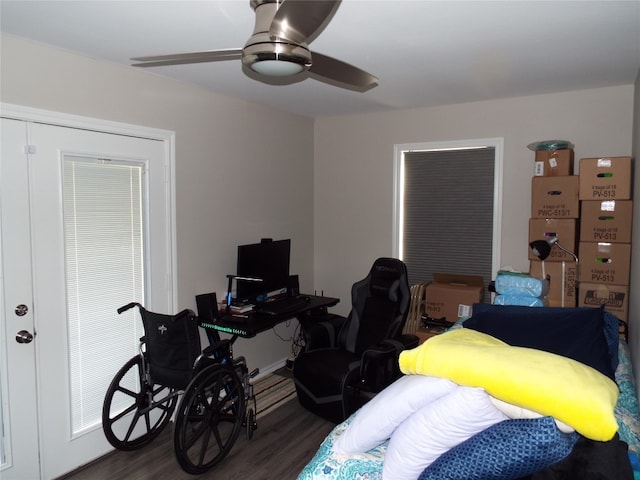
[529,148,578,307]
[424,273,484,324]
[533,148,574,177]
[577,157,633,325]
[414,273,484,344]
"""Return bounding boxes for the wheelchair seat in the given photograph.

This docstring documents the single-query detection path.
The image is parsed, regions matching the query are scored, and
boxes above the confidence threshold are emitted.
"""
[293,257,417,423]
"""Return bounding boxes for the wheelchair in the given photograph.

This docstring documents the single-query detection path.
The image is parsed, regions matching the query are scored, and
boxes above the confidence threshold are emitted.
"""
[102,302,258,474]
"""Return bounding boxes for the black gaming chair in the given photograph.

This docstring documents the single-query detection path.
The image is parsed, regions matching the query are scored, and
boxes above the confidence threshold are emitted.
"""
[293,257,417,423]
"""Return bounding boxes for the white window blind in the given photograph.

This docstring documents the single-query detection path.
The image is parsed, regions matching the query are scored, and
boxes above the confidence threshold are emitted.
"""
[63,156,145,435]
[401,147,495,301]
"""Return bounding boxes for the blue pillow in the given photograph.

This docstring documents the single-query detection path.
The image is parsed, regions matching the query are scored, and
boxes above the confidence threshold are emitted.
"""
[419,417,579,480]
[464,304,614,380]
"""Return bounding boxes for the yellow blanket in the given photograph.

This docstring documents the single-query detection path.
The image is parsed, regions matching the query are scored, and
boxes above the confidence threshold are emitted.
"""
[399,328,619,441]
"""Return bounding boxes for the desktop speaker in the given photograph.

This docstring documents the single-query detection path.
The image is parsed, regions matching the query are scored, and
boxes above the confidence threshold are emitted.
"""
[196,292,219,321]
[287,275,300,297]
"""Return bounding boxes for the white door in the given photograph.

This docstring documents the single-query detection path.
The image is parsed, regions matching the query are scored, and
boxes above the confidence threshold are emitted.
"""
[0,114,175,479]
[1,118,41,480]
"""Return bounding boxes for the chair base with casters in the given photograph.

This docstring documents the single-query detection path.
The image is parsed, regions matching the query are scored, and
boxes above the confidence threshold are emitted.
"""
[101,302,258,475]
[293,257,418,423]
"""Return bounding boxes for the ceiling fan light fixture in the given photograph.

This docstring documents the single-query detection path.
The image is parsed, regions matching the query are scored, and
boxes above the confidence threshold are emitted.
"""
[250,58,305,76]
[243,40,311,77]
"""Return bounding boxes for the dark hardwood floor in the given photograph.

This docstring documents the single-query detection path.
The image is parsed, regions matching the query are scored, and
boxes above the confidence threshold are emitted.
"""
[60,399,334,480]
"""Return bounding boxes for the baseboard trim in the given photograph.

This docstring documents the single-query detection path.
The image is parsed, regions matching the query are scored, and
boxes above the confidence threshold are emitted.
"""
[253,356,288,382]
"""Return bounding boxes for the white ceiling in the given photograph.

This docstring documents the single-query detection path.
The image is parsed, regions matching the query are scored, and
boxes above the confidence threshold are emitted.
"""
[1,0,639,118]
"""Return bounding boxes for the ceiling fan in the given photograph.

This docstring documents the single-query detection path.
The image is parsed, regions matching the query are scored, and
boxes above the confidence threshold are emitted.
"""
[131,0,378,92]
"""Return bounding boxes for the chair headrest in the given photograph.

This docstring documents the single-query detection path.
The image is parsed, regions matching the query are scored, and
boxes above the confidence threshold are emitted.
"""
[368,258,406,302]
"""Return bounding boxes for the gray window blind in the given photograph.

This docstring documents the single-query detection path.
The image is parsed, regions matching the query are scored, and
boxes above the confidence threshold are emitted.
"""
[402,148,495,300]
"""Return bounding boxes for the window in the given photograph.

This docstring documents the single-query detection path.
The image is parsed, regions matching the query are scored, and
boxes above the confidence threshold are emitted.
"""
[393,139,503,300]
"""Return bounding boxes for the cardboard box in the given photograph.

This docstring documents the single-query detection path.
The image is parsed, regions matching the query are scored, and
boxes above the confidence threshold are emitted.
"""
[425,273,484,323]
[529,260,577,308]
[534,149,574,177]
[578,282,628,323]
[578,242,631,286]
[528,218,577,262]
[579,156,632,200]
[531,176,579,218]
[580,200,633,243]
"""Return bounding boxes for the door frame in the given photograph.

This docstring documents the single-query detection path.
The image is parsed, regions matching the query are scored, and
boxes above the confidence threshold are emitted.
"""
[0,103,177,478]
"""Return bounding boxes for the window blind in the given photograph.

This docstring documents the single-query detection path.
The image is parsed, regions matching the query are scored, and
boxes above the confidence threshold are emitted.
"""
[63,156,145,435]
[402,148,495,300]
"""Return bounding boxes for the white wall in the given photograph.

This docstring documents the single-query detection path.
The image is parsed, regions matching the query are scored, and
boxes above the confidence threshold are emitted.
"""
[0,34,315,370]
[314,86,635,318]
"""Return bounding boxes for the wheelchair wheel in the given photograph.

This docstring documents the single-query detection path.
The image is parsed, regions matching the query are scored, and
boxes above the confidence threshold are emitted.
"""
[245,406,256,439]
[173,364,245,474]
[102,354,177,450]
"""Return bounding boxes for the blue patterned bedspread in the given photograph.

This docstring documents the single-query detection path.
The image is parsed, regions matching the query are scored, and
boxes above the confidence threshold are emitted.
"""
[616,340,640,456]
[297,414,383,480]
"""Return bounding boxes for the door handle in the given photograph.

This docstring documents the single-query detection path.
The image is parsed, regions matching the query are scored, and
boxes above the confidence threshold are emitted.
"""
[16,330,34,344]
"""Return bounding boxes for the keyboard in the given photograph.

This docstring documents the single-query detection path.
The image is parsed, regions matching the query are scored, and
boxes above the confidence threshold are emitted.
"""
[255,297,309,316]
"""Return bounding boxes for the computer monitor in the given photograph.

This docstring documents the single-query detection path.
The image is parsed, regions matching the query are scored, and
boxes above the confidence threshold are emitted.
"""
[236,239,291,304]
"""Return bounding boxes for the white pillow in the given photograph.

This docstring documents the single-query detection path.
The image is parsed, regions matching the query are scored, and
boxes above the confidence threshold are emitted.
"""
[383,386,508,480]
[489,396,575,433]
[333,374,456,454]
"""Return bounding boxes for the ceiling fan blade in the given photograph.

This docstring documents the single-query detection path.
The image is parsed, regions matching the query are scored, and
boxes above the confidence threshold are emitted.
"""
[270,0,341,45]
[308,52,378,92]
[131,49,242,67]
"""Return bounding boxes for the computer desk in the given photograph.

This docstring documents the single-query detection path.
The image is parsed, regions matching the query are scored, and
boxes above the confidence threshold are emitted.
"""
[198,295,340,339]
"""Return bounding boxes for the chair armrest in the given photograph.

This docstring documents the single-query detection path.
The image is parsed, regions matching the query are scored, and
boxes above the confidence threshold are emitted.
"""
[398,333,420,350]
[359,336,418,392]
[359,340,405,392]
[300,313,347,351]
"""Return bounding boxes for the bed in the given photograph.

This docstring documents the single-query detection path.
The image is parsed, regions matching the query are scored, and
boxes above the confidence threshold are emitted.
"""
[297,305,640,480]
